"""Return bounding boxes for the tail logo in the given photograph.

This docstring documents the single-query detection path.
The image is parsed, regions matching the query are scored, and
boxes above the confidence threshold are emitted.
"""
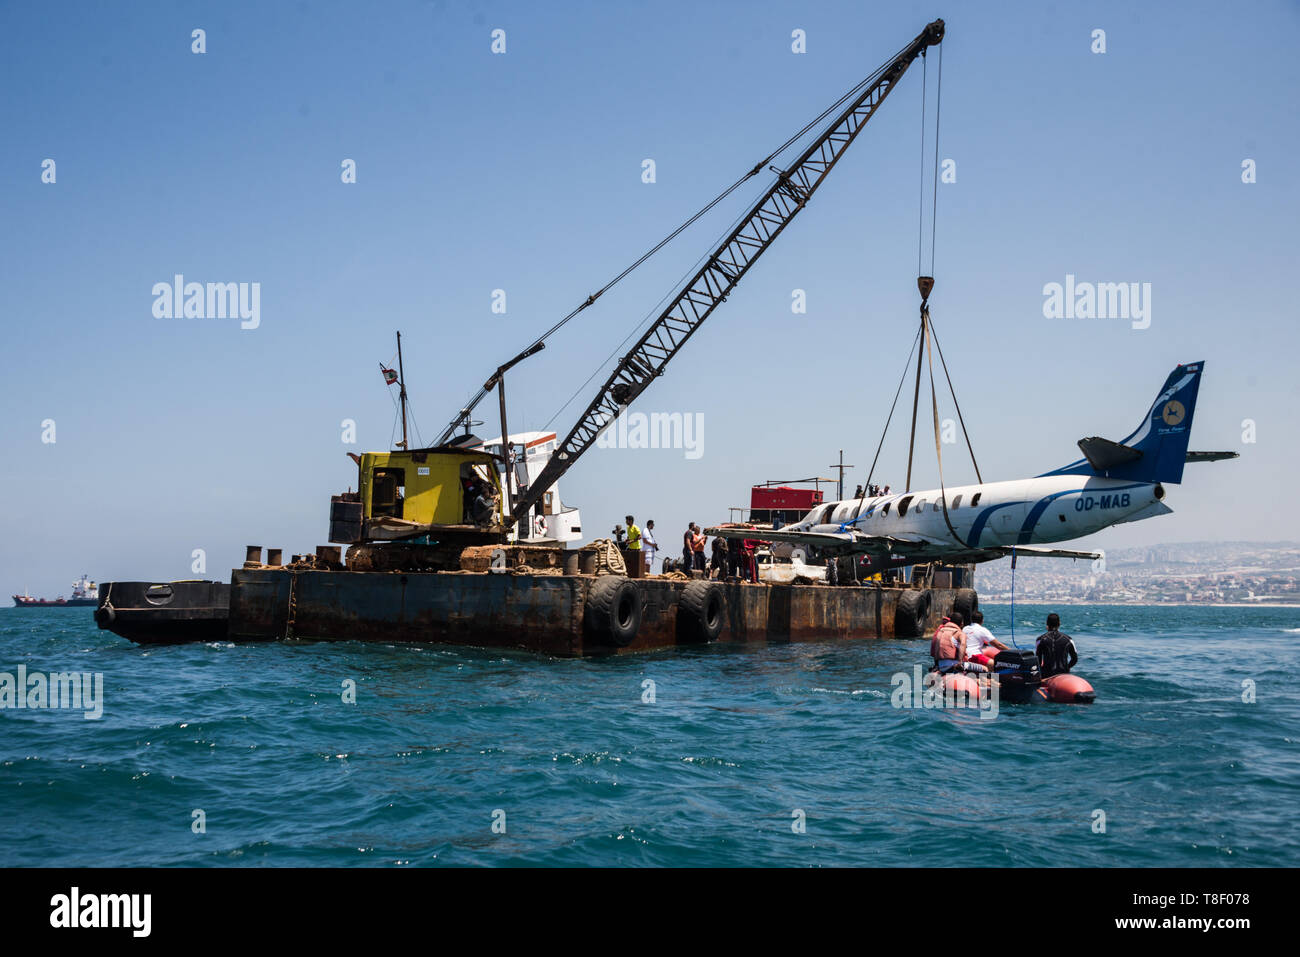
[1162,400,1186,426]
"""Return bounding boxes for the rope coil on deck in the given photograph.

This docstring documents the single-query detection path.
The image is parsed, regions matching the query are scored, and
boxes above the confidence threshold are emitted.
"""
[587,539,627,576]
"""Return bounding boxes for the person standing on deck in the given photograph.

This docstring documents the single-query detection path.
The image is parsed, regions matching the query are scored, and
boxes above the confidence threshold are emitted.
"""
[624,515,642,574]
[682,523,696,569]
[642,520,658,573]
[710,536,728,579]
[740,538,760,582]
[691,525,707,571]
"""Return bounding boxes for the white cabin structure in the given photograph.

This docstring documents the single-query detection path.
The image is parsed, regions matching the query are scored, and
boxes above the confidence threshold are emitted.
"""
[475,431,583,544]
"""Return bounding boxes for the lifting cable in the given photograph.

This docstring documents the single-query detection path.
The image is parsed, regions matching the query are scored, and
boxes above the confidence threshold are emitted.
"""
[858,38,978,561]
[1009,547,1021,648]
[916,50,928,279]
[929,43,943,278]
[906,45,940,492]
[919,36,977,552]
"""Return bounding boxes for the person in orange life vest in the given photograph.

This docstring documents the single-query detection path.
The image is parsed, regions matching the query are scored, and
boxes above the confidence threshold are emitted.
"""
[931,611,975,673]
[691,526,707,571]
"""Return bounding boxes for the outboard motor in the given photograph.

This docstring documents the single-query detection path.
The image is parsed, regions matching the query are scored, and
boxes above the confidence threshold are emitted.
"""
[992,648,1043,705]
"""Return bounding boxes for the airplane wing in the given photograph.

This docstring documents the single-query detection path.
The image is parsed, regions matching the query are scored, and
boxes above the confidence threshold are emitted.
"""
[704,526,1100,565]
[705,525,936,556]
[989,544,1101,561]
[880,543,1103,564]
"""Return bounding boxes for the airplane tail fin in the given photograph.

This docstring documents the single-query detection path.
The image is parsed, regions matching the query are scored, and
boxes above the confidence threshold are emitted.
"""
[1043,362,1204,485]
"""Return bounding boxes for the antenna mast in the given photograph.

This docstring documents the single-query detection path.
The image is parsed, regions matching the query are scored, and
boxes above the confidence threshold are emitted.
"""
[396,331,409,450]
[829,450,855,501]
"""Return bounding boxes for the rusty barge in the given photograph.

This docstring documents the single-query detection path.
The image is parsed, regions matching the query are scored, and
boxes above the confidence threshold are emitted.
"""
[96,454,977,655]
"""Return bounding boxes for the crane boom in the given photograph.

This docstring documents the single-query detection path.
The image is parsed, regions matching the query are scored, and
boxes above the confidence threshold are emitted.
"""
[509,19,945,524]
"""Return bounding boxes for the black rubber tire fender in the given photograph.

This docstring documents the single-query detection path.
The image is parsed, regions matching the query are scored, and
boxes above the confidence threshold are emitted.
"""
[895,588,931,638]
[951,588,978,624]
[678,580,726,643]
[94,603,115,628]
[584,576,642,647]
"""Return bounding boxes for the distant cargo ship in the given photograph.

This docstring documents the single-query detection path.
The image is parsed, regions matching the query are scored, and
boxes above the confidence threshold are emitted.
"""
[12,575,98,607]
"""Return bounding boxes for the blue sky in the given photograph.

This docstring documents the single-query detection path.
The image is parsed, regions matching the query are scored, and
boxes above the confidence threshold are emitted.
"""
[1,0,1297,595]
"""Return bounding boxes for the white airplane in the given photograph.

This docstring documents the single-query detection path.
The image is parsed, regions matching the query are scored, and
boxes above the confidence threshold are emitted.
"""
[708,362,1236,567]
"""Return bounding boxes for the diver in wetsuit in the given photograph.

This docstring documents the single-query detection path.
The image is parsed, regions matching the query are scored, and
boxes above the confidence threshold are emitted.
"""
[1035,613,1079,677]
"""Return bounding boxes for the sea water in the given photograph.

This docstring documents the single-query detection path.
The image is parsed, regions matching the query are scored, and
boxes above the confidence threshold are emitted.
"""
[1,603,1296,866]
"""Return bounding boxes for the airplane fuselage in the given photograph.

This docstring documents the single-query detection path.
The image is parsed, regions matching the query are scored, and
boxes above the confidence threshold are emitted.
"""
[798,475,1170,552]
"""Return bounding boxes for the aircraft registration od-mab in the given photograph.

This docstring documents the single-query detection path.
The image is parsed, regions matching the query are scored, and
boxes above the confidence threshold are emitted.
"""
[708,362,1237,568]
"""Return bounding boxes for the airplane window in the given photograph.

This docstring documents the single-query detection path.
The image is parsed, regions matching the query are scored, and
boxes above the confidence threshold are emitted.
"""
[881,502,891,516]
[916,499,927,513]
[970,492,982,507]
[951,494,962,509]
[898,495,913,517]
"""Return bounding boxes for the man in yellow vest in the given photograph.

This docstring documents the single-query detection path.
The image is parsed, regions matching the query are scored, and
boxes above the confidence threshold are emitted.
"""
[625,515,642,576]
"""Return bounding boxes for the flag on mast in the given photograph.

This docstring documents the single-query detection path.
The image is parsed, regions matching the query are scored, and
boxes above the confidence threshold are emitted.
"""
[381,365,398,385]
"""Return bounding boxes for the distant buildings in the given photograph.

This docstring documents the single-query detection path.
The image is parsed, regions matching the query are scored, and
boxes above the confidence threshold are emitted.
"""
[976,541,1300,604]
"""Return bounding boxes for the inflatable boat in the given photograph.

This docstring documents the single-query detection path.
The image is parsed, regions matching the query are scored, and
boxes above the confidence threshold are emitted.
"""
[934,648,1096,705]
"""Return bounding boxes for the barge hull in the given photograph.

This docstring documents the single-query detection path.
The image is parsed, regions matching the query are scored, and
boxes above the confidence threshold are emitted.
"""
[225,569,969,656]
[95,580,231,645]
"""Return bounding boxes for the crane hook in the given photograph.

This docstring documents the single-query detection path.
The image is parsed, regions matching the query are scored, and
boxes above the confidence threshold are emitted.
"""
[917,275,934,308]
